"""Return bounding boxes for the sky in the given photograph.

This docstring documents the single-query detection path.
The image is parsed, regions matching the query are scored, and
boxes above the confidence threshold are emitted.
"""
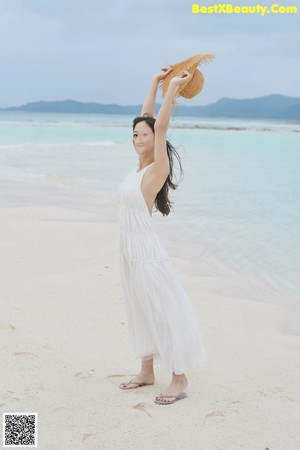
[0,0,299,108]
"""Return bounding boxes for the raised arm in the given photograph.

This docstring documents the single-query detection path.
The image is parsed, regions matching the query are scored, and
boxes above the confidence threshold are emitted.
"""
[140,67,173,117]
[153,70,192,173]
[141,70,192,199]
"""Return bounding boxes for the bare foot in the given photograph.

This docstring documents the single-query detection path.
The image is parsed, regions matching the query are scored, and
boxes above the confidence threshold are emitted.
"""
[154,375,188,403]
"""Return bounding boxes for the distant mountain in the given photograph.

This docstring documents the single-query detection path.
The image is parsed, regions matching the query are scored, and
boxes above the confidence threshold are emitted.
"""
[1,95,300,119]
[183,95,300,120]
[0,99,141,115]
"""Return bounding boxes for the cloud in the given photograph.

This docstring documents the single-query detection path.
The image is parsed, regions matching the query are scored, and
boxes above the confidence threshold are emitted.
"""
[0,0,299,107]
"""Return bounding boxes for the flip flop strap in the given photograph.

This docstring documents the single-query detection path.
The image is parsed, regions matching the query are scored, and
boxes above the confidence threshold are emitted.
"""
[127,379,142,385]
[157,392,186,398]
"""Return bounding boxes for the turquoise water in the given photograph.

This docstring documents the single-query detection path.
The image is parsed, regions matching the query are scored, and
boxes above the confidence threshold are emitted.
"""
[1,111,299,332]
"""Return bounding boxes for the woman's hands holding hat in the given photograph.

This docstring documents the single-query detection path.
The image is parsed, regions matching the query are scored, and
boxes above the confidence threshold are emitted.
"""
[168,70,193,97]
[169,70,192,87]
[153,67,192,94]
[153,66,174,83]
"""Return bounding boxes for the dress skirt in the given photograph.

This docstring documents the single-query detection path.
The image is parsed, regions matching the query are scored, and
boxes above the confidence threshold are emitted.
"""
[117,162,207,374]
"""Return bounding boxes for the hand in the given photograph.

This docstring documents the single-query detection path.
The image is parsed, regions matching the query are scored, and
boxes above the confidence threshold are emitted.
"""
[153,66,173,83]
[169,70,192,87]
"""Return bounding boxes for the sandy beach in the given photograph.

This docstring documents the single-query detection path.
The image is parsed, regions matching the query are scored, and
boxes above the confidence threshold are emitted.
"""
[1,178,300,450]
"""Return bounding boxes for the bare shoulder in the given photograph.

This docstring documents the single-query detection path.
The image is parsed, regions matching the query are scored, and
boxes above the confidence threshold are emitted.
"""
[141,162,170,196]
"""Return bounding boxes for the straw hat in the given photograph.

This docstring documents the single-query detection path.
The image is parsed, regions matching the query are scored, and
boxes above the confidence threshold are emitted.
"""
[161,53,215,102]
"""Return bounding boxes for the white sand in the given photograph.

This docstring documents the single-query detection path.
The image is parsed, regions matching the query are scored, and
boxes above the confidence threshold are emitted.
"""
[1,204,300,450]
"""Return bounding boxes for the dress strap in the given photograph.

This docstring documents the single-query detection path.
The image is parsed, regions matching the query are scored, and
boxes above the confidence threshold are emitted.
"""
[135,161,155,173]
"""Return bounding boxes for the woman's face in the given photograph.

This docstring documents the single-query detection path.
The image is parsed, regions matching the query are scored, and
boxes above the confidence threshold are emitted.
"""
[133,121,154,157]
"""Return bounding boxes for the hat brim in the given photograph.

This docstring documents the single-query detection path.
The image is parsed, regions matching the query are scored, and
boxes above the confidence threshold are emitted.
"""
[161,53,214,100]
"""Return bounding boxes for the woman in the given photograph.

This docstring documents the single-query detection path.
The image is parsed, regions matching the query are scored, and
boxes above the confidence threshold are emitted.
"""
[117,66,207,405]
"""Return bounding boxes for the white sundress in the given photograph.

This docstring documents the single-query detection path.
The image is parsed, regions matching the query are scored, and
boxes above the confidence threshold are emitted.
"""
[117,161,207,375]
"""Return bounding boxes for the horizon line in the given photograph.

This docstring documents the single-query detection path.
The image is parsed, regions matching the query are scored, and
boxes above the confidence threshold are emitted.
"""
[1,93,300,110]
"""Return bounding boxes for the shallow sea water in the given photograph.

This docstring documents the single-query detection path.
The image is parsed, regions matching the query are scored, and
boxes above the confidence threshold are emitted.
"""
[1,111,299,333]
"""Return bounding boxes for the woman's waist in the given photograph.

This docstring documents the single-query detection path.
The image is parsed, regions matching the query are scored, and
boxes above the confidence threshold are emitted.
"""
[119,231,169,262]
[118,210,154,233]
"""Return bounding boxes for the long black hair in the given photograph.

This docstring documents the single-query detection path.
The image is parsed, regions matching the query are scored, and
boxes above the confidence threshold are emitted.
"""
[133,115,184,216]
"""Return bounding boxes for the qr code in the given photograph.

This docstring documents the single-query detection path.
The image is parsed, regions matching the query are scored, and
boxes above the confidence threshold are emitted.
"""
[3,413,37,448]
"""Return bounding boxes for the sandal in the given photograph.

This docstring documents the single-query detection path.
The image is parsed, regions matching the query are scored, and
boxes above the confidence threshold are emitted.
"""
[153,392,187,405]
[119,379,149,390]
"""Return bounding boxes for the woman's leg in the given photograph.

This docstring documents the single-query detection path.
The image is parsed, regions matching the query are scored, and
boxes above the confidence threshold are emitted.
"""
[120,357,155,390]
